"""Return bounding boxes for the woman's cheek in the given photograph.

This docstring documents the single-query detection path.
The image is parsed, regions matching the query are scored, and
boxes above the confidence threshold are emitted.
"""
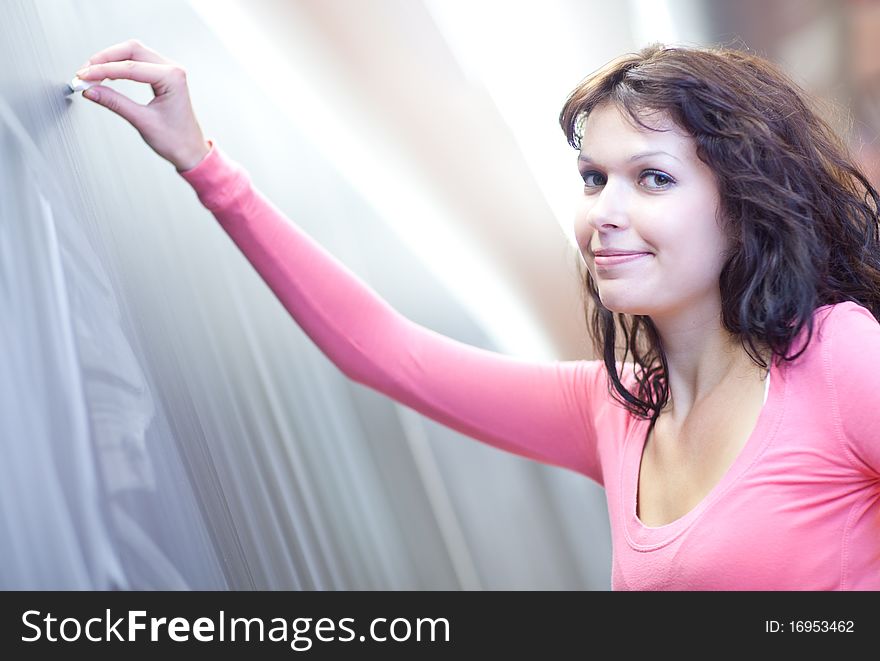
[574,223,594,260]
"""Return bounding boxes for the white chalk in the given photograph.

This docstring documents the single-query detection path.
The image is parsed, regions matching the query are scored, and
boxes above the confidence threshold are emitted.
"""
[67,76,96,94]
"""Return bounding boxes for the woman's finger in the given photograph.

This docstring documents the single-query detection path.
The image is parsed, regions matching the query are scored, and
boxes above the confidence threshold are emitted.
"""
[76,61,181,88]
[84,38,169,67]
[81,85,149,129]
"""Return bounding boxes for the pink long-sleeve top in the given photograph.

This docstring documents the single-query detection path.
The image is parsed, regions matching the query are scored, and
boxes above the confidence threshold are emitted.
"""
[180,140,880,590]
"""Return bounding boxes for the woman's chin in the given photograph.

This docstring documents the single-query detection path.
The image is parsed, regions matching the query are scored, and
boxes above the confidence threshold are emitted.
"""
[598,296,652,316]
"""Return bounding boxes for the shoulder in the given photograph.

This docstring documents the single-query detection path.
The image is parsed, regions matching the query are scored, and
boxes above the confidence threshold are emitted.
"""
[813,300,880,380]
[817,300,880,354]
[791,300,878,353]
[819,301,880,476]
[822,299,879,330]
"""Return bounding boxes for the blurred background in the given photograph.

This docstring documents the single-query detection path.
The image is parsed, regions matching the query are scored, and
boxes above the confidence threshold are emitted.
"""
[1,0,877,589]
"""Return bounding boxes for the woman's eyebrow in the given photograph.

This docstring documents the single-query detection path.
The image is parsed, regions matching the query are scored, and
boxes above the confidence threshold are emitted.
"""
[577,150,682,164]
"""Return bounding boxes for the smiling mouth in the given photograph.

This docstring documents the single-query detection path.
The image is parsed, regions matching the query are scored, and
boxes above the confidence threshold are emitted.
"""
[594,253,652,269]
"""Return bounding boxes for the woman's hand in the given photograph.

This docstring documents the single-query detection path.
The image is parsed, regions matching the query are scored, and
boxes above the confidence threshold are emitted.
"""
[76,39,211,172]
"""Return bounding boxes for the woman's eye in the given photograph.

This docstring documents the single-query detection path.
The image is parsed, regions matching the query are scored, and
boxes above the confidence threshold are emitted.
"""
[581,172,606,187]
[642,170,674,188]
[580,169,674,190]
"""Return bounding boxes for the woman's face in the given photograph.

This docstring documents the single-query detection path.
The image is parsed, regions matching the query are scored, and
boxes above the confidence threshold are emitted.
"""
[574,102,731,318]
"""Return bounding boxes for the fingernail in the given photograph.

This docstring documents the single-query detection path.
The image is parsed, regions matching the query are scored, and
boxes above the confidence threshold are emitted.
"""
[83,87,98,101]
[76,67,89,77]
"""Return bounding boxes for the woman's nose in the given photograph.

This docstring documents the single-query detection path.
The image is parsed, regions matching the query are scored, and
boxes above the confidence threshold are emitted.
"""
[575,186,630,248]
[584,185,630,231]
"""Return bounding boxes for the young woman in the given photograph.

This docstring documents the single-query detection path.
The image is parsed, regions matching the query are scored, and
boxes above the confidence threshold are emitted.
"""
[74,40,880,590]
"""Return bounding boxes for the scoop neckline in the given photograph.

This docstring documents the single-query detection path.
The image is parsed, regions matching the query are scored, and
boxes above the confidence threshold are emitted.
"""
[621,354,786,550]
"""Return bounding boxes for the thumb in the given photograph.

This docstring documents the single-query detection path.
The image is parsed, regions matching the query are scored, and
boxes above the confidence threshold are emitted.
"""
[82,85,147,129]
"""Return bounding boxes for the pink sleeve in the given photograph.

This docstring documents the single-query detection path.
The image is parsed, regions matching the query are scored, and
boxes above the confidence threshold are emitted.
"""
[179,141,606,483]
[827,302,880,477]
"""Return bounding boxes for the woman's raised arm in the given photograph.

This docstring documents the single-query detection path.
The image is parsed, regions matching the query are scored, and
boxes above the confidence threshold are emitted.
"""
[76,40,607,483]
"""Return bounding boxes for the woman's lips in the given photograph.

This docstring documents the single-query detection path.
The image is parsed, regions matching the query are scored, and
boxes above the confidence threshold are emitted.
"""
[594,252,652,268]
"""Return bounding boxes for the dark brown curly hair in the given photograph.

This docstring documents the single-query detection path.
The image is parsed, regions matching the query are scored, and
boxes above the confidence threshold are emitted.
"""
[559,43,880,422]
